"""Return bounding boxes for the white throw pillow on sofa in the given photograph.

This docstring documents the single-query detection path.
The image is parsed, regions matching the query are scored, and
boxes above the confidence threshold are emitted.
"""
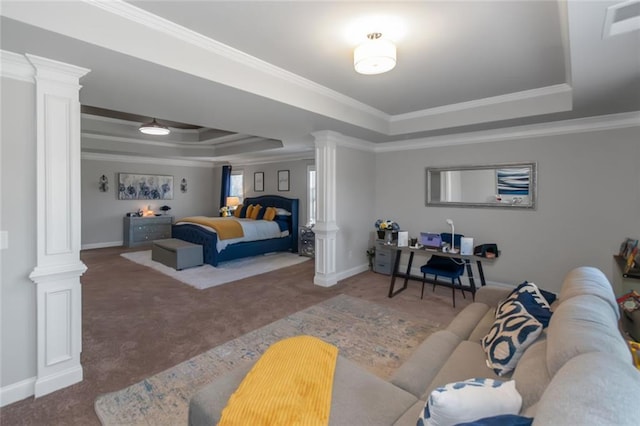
[417,378,522,426]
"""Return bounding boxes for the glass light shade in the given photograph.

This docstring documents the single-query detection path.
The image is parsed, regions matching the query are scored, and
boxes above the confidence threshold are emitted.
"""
[354,38,396,75]
[139,119,170,135]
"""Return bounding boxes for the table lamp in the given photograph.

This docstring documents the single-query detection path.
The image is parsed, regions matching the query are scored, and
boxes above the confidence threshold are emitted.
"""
[446,218,458,253]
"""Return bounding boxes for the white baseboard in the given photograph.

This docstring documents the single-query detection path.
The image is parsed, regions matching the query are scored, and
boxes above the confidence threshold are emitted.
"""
[1,376,35,407]
[81,241,123,250]
[34,365,83,398]
[336,263,370,283]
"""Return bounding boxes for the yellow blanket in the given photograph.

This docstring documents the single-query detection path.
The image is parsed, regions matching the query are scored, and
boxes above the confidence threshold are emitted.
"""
[178,216,244,240]
[218,335,338,426]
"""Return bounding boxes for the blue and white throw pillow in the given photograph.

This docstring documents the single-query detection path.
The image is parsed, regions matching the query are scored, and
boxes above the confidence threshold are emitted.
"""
[498,282,553,328]
[482,300,543,376]
[416,378,522,426]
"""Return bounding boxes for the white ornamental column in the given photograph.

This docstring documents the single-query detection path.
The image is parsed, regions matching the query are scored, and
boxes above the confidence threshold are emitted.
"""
[26,54,90,397]
[312,131,339,287]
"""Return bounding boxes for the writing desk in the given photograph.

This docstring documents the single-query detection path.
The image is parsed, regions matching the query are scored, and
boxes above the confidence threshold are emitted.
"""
[387,245,497,298]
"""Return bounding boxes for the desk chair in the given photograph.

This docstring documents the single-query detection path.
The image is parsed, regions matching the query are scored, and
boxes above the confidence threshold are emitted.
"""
[420,233,466,307]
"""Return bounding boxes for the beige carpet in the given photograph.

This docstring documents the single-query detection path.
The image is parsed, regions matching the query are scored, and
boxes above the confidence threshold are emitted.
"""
[94,294,441,425]
[121,250,310,289]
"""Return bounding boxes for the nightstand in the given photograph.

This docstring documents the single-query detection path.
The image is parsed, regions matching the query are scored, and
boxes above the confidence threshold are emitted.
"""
[299,226,315,258]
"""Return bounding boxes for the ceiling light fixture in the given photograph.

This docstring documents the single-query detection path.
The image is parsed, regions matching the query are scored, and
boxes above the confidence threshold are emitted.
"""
[139,118,170,136]
[354,32,396,75]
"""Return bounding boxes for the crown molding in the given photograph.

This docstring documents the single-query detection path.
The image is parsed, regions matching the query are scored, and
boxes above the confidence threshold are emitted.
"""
[224,151,315,167]
[311,130,376,152]
[81,152,216,168]
[376,111,640,152]
[0,50,34,83]
[392,84,572,122]
[84,0,387,121]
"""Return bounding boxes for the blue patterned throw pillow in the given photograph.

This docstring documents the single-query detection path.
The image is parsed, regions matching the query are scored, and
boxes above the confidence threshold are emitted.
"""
[482,300,543,376]
[498,282,553,328]
[416,378,522,426]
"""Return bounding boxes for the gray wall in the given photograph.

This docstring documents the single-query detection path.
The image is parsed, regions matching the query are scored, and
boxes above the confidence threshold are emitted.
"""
[336,146,376,275]
[374,126,640,293]
[214,158,314,227]
[1,78,37,387]
[81,158,217,247]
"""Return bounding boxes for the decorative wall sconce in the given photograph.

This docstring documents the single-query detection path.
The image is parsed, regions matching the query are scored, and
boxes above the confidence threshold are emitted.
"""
[99,175,109,192]
[180,178,187,193]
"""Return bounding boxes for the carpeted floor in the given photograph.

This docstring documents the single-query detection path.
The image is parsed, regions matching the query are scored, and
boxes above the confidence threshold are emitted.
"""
[94,294,440,425]
[0,246,471,426]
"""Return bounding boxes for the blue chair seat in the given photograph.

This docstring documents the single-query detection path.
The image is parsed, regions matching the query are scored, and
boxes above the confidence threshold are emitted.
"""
[420,255,466,307]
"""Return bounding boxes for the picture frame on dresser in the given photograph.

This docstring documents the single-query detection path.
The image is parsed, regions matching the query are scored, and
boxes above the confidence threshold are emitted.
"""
[277,170,290,192]
[254,172,264,192]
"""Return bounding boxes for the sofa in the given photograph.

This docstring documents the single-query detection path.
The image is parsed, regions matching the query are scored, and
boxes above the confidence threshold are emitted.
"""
[189,267,640,425]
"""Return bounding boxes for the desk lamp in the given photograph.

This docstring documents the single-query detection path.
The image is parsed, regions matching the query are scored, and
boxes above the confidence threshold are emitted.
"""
[446,219,458,253]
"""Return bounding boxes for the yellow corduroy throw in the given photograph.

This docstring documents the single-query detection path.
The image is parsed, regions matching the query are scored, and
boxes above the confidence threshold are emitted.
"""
[218,335,338,426]
[177,216,244,240]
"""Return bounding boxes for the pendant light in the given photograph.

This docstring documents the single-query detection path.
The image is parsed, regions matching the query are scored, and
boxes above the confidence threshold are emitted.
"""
[139,118,170,136]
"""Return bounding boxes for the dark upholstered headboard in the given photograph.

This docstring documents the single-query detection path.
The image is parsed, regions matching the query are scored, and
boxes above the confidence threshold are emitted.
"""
[243,195,299,252]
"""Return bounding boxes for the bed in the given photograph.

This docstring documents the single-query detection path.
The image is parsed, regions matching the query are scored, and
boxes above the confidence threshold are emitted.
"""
[171,195,299,266]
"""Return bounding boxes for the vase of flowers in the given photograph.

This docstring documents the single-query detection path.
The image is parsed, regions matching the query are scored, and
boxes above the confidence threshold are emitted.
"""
[375,219,400,242]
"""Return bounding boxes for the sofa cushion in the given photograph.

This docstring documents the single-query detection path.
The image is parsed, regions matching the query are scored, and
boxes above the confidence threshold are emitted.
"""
[390,330,462,398]
[328,357,418,425]
[559,266,619,319]
[468,308,498,343]
[423,340,503,400]
[417,378,522,426]
[189,362,254,426]
[393,400,425,426]
[532,352,640,426]
[482,301,543,376]
[446,303,491,340]
[546,294,631,377]
[511,339,551,411]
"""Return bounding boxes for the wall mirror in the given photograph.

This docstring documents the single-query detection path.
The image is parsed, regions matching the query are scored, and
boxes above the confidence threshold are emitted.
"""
[426,162,537,209]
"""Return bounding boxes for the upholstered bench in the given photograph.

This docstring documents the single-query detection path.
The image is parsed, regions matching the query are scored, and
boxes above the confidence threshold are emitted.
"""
[152,238,203,270]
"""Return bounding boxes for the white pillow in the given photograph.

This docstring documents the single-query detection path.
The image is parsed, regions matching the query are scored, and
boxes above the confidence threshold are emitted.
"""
[275,208,291,216]
[417,378,522,426]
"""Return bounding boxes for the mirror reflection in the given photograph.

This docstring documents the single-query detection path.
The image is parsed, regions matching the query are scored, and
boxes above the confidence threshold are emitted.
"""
[426,162,537,209]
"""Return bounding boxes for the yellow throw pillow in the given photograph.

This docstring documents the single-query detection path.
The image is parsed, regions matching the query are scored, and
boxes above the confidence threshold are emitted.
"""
[245,204,255,218]
[263,206,276,221]
[233,205,243,218]
[250,204,262,220]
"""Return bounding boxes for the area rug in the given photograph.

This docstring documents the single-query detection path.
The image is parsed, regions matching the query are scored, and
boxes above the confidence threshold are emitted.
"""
[94,294,440,425]
[120,250,310,289]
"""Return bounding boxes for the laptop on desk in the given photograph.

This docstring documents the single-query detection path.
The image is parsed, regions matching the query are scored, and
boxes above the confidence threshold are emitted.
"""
[420,232,442,249]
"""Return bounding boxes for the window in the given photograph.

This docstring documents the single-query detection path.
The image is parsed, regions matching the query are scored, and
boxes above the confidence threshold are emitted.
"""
[307,165,316,225]
[230,170,244,203]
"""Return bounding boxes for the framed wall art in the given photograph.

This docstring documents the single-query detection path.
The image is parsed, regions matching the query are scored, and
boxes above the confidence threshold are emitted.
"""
[118,173,174,200]
[254,172,264,192]
[277,170,290,192]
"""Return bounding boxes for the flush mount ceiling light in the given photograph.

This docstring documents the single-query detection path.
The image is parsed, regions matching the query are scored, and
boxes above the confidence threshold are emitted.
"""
[139,118,170,136]
[354,32,396,75]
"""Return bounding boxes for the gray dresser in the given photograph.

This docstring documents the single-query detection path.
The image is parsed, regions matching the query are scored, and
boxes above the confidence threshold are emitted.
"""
[123,216,173,248]
[373,239,397,275]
